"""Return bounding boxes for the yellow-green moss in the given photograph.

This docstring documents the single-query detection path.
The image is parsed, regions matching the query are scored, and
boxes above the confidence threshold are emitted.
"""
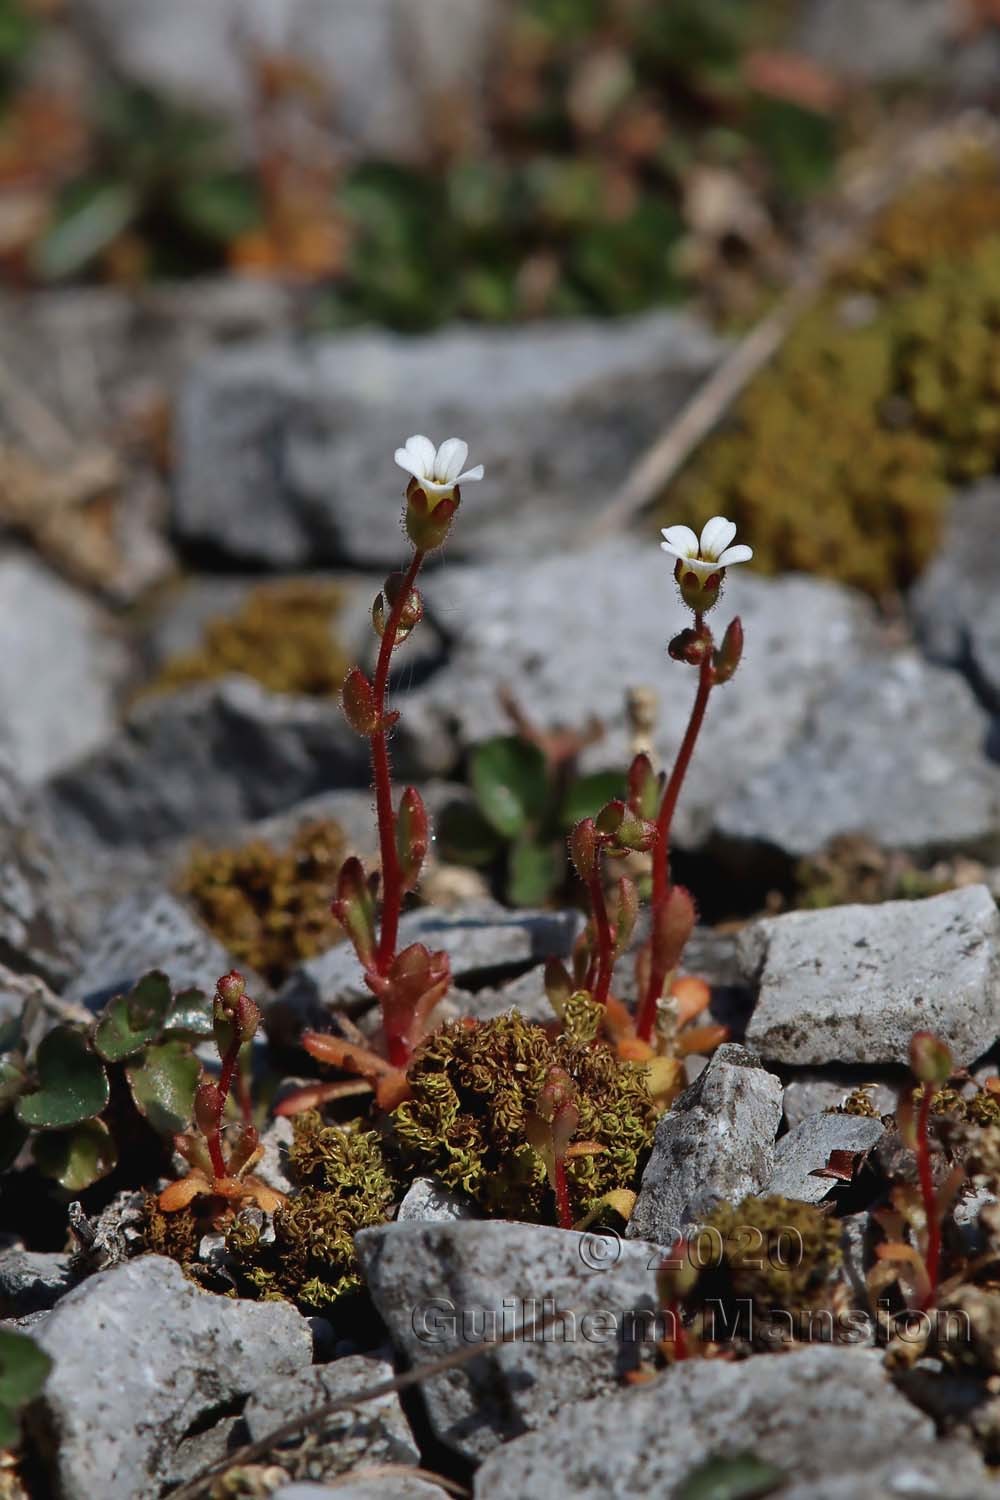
[693,1195,843,1338]
[795,836,952,911]
[226,1114,398,1311]
[391,1012,658,1223]
[181,819,347,986]
[662,156,1000,594]
[150,580,348,698]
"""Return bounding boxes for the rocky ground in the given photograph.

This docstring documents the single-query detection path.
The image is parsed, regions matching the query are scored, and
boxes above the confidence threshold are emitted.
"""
[2,3,1000,1499]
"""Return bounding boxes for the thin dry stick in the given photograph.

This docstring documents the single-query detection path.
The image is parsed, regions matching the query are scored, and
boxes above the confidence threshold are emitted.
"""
[581,112,1000,545]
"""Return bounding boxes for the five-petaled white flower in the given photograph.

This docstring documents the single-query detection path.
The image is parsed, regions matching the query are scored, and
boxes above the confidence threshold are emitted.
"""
[660,516,753,583]
[394,435,484,500]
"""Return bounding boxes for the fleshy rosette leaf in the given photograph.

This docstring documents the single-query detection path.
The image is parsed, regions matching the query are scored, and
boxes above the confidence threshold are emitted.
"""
[16,1027,109,1130]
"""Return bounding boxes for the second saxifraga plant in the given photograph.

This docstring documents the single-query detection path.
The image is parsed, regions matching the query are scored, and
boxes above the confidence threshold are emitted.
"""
[297,439,753,1214]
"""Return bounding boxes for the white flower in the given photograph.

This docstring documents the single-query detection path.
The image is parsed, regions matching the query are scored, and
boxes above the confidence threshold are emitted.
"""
[660,516,753,583]
[394,435,484,499]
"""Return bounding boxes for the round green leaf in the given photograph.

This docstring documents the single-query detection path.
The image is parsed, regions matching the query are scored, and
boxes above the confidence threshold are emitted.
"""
[16,1027,109,1129]
[0,1328,51,1449]
[126,1041,200,1136]
[560,770,628,829]
[163,987,214,1042]
[94,971,174,1062]
[435,800,504,868]
[32,1117,118,1192]
[676,1454,787,1500]
[507,836,562,908]
[471,736,550,839]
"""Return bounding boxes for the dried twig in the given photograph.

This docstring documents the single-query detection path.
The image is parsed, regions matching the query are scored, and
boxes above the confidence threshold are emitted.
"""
[581,112,1000,545]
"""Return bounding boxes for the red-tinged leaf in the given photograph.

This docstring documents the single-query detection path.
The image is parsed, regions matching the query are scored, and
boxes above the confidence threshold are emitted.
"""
[810,1149,862,1182]
[273,1079,373,1116]
[743,49,841,114]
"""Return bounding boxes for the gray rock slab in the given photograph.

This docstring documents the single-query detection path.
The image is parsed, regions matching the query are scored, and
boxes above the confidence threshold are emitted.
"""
[398,549,875,849]
[173,314,722,568]
[62,888,261,1009]
[472,1345,995,1500]
[0,1250,76,1317]
[274,1482,449,1500]
[44,676,369,848]
[0,554,128,785]
[765,1112,885,1203]
[796,0,958,82]
[272,899,581,1030]
[714,652,1000,862]
[911,479,1000,711]
[626,1044,783,1242]
[781,1069,899,1131]
[29,1255,312,1500]
[243,1354,418,1484]
[741,885,1000,1067]
[354,1219,663,1462]
[0,757,80,985]
[395,1177,477,1223]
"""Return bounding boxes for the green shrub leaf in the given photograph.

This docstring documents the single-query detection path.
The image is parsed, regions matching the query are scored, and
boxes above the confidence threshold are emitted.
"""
[0,1328,52,1449]
[675,1454,787,1500]
[16,1027,109,1129]
[163,987,215,1041]
[32,1117,118,1191]
[127,1041,200,1136]
[560,770,628,829]
[507,836,562,908]
[94,971,174,1062]
[471,736,549,839]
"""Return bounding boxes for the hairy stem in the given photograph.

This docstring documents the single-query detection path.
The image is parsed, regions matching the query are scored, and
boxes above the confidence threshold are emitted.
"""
[637,640,713,1043]
[554,1156,573,1231]
[916,1087,940,1309]
[587,865,614,1008]
[371,549,425,975]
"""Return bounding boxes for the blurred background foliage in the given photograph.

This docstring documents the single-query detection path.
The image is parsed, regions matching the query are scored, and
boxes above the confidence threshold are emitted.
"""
[0,0,838,325]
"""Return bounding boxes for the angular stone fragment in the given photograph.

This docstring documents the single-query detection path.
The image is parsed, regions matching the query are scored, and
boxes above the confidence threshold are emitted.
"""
[765,1112,885,1203]
[626,1044,783,1242]
[741,886,1000,1067]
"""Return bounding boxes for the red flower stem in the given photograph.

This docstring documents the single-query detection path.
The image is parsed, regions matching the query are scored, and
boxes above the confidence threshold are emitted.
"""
[370,548,425,976]
[205,1037,243,1181]
[663,1300,689,1361]
[587,863,614,1008]
[637,638,714,1043]
[206,1128,227,1182]
[916,1086,940,1308]
[554,1156,573,1230]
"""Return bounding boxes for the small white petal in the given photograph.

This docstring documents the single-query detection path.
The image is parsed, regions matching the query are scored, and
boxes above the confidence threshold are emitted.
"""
[718,543,753,567]
[420,476,455,496]
[435,438,469,482]
[404,434,437,476]
[699,516,737,560]
[394,448,426,479]
[456,464,485,484]
[660,524,699,556]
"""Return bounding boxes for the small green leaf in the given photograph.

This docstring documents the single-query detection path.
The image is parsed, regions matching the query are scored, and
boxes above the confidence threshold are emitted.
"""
[127,1042,200,1136]
[175,175,260,243]
[33,180,139,281]
[0,1328,51,1449]
[471,736,550,839]
[163,987,214,1042]
[507,836,562,908]
[560,770,628,829]
[676,1454,787,1500]
[16,1028,109,1129]
[94,971,173,1062]
[32,1117,118,1192]
[436,800,504,868]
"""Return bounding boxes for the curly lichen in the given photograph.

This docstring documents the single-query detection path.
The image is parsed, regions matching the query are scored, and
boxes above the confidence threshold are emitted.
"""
[661,156,1000,594]
[226,1113,398,1311]
[391,1012,658,1223]
[149,579,348,698]
[181,819,347,986]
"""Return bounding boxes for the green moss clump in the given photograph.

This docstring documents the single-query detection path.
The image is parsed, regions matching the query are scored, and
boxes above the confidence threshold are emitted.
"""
[181,819,347,986]
[391,1012,657,1222]
[692,1195,843,1341]
[226,1114,398,1311]
[662,157,1000,595]
[150,580,348,698]
[794,836,952,912]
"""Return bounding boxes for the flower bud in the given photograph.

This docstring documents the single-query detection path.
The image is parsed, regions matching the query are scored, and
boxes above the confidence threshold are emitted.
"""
[569,818,599,881]
[405,483,459,551]
[627,752,661,821]
[215,971,246,1010]
[712,617,744,685]
[195,1078,223,1138]
[651,885,696,978]
[341,668,379,735]
[595,800,626,837]
[396,786,429,891]
[372,573,424,642]
[331,856,377,968]
[910,1031,953,1088]
[611,876,639,956]
[668,624,712,667]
